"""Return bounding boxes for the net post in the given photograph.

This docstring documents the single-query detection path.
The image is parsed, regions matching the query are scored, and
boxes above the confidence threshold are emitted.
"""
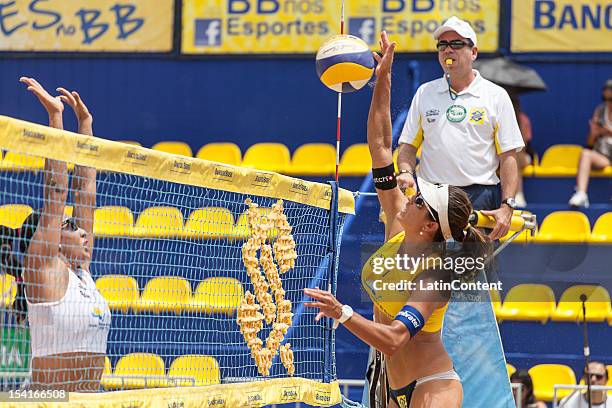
[324,181,340,383]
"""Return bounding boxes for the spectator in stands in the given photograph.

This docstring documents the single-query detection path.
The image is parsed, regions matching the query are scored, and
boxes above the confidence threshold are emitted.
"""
[509,93,535,208]
[18,77,110,391]
[561,361,610,408]
[510,369,547,408]
[569,79,612,208]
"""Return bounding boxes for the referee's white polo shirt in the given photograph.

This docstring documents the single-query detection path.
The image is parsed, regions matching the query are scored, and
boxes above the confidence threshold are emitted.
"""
[398,70,524,187]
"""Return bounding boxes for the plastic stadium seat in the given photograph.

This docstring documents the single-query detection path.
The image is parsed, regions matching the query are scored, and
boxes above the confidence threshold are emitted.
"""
[608,366,612,385]
[0,204,33,229]
[242,143,290,173]
[534,144,582,176]
[590,212,612,243]
[93,206,134,237]
[151,141,193,157]
[196,143,241,166]
[95,275,139,314]
[507,363,516,378]
[118,140,142,146]
[132,206,184,238]
[288,143,336,176]
[184,207,235,239]
[136,277,192,314]
[187,277,244,314]
[498,284,554,321]
[0,151,45,171]
[490,289,502,318]
[104,353,168,389]
[551,285,611,322]
[339,144,372,176]
[529,364,576,401]
[0,274,17,308]
[591,166,612,177]
[533,211,591,243]
[168,355,221,386]
[496,284,556,323]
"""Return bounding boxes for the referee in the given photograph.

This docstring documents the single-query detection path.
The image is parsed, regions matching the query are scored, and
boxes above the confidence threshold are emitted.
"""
[396,16,524,240]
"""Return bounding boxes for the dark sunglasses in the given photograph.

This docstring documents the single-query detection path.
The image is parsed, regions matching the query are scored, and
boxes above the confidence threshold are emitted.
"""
[61,218,79,232]
[602,96,612,102]
[415,193,438,221]
[436,40,473,51]
[584,372,606,381]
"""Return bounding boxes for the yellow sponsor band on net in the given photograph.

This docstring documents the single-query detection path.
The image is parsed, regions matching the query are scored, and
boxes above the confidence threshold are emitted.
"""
[0,377,341,407]
[0,116,355,214]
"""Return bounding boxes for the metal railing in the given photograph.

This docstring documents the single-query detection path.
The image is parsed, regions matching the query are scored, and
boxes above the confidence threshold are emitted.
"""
[553,384,612,407]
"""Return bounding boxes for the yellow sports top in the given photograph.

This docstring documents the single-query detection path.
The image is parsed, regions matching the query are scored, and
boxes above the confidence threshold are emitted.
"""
[361,231,448,333]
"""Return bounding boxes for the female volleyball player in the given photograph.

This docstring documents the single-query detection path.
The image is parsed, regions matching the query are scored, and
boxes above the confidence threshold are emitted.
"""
[305,32,490,408]
[19,77,110,391]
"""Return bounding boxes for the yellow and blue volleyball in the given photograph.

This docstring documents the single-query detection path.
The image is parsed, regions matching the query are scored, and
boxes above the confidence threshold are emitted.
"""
[316,35,375,93]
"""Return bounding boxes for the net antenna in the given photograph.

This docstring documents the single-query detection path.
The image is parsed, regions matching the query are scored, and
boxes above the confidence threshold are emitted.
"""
[334,0,345,183]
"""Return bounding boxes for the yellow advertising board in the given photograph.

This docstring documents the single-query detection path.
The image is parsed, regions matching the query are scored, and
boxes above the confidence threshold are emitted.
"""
[512,0,612,52]
[182,0,499,54]
[0,0,174,52]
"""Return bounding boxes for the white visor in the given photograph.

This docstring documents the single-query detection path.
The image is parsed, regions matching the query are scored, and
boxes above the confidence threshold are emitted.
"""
[417,177,453,241]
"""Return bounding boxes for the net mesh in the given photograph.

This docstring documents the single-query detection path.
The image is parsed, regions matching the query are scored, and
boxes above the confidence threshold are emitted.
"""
[0,148,345,395]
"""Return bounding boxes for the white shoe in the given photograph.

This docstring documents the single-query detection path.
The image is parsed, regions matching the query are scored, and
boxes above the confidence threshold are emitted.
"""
[515,192,527,208]
[568,191,589,208]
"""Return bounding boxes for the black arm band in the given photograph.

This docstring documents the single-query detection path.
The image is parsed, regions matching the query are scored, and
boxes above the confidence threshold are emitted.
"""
[372,164,397,190]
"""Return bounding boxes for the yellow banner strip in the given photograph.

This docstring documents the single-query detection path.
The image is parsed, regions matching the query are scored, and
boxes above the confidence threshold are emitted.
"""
[0,116,354,214]
[0,378,341,407]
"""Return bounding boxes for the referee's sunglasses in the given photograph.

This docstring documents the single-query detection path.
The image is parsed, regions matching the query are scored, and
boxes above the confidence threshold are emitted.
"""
[436,39,474,51]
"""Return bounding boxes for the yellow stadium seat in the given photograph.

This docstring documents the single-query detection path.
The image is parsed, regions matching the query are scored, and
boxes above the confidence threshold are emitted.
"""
[0,151,45,171]
[551,285,611,322]
[103,353,168,389]
[288,143,336,176]
[0,274,17,309]
[590,212,612,243]
[233,207,278,240]
[184,207,234,239]
[242,143,290,173]
[529,364,576,401]
[95,275,139,314]
[392,149,399,173]
[132,206,184,238]
[534,144,582,176]
[496,284,556,323]
[608,366,612,385]
[167,355,220,386]
[507,363,516,378]
[151,141,193,157]
[93,206,134,237]
[490,289,502,319]
[339,144,372,176]
[591,166,612,177]
[196,143,241,166]
[0,204,33,228]
[136,277,192,314]
[187,277,244,314]
[533,211,591,243]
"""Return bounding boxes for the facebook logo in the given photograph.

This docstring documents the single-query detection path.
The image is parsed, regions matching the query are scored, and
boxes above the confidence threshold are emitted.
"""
[195,19,222,46]
[349,18,376,45]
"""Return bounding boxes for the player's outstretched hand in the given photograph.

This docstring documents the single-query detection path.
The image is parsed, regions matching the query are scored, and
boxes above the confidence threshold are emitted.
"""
[373,31,396,78]
[304,287,343,322]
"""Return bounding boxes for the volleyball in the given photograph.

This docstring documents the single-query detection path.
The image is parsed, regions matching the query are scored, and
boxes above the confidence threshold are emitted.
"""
[316,35,375,93]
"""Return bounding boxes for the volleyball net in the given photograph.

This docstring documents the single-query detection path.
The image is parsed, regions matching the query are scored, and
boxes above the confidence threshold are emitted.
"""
[0,116,354,406]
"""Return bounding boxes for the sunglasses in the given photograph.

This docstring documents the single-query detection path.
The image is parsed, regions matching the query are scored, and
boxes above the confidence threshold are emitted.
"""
[602,96,612,102]
[415,193,438,221]
[584,372,606,381]
[436,39,473,51]
[61,218,79,232]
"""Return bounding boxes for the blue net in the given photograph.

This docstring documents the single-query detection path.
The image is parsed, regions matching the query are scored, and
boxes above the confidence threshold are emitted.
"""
[0,144,346,398]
